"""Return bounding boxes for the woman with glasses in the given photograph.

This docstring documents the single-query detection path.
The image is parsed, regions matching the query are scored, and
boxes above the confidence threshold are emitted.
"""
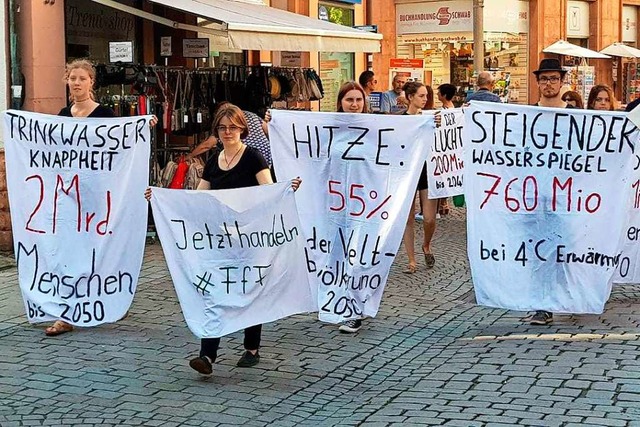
[587,85,617,111]
[147,103,300,375]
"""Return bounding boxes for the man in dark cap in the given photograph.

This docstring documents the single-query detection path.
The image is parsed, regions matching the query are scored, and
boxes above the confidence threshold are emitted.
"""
[527,58,573,326]
[533,58,571,109]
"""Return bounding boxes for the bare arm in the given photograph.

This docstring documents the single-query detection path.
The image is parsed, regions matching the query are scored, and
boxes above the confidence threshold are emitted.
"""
[188,135,217,159]
[256,169,274,185]
[197,179,211,190]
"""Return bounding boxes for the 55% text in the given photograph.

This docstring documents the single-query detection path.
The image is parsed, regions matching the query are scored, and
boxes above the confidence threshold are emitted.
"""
[328,180,392,220]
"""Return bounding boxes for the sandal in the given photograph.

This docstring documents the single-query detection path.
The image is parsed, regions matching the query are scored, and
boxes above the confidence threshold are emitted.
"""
[424,253,436,269]
[45,320,74,337]
[403,263,417,274]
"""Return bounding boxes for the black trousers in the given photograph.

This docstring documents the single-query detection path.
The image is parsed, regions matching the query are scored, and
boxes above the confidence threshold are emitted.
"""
[200,324,262,360]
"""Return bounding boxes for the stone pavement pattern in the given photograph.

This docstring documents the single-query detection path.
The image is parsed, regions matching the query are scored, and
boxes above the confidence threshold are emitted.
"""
[1,208,640,426]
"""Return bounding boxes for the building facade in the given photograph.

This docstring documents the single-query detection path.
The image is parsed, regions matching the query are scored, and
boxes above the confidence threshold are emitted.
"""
[0,0,373,251]
[371,0,640,105]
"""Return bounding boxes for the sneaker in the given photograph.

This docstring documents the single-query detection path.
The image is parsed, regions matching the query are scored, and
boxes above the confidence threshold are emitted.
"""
[339,319,363,333]
[415,213,424,222]
[189,355,213,375]
[237,351,260,367]
[529,311,553,325]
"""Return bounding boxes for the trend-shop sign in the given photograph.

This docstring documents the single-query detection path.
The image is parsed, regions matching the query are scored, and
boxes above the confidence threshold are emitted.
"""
[183,38,210,59]
[396,0,473,35]
[3,111,151,326]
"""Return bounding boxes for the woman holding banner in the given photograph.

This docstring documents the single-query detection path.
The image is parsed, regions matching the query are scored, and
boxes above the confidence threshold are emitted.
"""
[45,59,157,337]
[147,103,299,375]
[333,81,369,333]
[46,59,114,336]
[402,81,438,274]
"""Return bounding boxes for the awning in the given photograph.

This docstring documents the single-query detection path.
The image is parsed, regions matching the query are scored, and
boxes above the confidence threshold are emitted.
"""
[543,40,610,59]
[91,0,382,53]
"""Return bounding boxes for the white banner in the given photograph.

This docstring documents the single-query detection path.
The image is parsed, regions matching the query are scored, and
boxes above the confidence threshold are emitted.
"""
[270,110,433,322]
[150,183,315,338]
[613,158,640,283]
[428,108,465,198]
[4,110,151,325]
[464,102,639,313]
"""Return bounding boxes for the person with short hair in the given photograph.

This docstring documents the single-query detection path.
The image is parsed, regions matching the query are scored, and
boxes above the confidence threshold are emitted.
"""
[358,70,376,97]
[437,84,456,109]
[533,58,569,109]
[380,73,408,114]
[528,58,572,326]
[466,72,501,103]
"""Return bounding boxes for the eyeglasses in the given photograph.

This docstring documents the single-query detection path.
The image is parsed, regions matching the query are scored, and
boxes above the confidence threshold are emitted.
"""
[216,125,242,133]
[538,76,561,84]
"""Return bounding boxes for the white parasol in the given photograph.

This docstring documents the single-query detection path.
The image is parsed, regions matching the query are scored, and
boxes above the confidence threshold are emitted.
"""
[543,40,610,59]
[600,42,640,58]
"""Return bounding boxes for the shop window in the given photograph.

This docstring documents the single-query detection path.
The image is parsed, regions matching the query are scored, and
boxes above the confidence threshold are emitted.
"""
[65,0,141,63]
[319,3,355,112]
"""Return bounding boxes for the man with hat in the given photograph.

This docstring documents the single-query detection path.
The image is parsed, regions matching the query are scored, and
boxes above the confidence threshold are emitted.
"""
[527,58,573,326]
[533,58,571,109]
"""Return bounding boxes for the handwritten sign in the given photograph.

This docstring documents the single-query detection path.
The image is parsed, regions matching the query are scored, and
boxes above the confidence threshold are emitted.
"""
[150,183,316,338]
[463,102,639,313]
[270,111,433,323]
[428,108,464,198]
[613,157,640,283]
[108,41,133,63]
[3,111,151,325]
[182,38,209,58]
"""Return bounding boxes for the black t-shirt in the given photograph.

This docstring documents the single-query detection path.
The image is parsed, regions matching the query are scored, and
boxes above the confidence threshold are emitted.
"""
[202,145,268,190]
[58,105,116,118]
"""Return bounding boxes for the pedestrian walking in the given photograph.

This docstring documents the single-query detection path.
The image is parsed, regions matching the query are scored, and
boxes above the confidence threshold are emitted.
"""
[147,103,300,375]
[401,81,438,273]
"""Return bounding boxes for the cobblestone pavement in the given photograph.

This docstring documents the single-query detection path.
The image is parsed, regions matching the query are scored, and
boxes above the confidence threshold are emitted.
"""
[1,208,640,427]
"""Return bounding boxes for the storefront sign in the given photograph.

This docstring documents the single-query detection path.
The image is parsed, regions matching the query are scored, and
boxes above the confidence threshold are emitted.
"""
[183,38,210,58]
[566,1,590,38]
[281,51,302,67]
[623,6,638,44]
[397,1,473,35]
[160,37,172,57]
[390,58,424,68]
[398,33,473,45]
[108,41,133,63]
[483,0,528,34]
